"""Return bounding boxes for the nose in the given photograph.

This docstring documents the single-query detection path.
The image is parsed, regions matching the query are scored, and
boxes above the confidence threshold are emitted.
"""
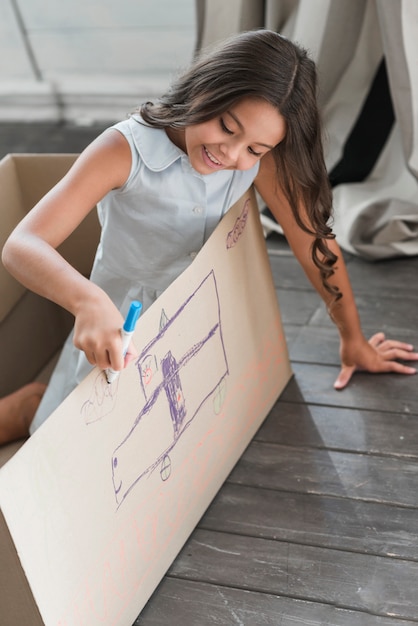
[220,141,253,171]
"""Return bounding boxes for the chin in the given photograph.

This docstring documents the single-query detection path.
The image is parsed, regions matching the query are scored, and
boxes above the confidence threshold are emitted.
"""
[191,160,213,175]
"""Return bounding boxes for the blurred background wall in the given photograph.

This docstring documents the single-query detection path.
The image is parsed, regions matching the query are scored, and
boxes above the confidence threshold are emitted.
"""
[0,0,196,123]
[1,0,417,258]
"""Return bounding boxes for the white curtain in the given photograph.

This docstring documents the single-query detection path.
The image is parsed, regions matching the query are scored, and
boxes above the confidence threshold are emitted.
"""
[195,0,418,259]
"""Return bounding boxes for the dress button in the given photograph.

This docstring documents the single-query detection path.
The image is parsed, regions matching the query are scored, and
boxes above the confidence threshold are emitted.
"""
[193,206,203,214]
[189,251,198,259]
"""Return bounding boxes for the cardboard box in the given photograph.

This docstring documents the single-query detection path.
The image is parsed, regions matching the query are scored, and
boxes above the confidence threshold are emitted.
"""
[0,156,292,625]
[0,154,101,397]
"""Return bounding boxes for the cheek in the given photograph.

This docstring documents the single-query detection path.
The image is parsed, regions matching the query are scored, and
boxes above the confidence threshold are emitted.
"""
[237,160,259,172]
[191,121,219,145]
[185,127,204,152]
[234,151,262,171]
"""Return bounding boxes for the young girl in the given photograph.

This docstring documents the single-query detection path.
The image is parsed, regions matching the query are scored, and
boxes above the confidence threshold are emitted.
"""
[1,29,417,443]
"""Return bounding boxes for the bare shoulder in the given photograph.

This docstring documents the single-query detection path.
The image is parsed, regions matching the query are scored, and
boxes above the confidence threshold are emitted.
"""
[20,127,134,239]
[254,152,280,206]
[256,151,276,178]
[70,126,132,190]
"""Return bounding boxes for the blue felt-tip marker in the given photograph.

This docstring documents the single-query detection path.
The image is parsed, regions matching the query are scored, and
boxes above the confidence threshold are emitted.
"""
[105,300,142,384]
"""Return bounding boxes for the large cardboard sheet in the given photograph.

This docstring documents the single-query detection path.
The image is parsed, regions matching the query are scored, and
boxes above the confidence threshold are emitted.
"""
[0,188,292,625]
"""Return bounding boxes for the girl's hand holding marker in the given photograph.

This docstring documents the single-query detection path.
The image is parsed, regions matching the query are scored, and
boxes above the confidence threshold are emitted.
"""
[105,301,142,384]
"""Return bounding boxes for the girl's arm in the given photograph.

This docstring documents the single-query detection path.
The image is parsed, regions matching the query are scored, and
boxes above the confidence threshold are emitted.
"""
[255,153,417,389]
[2,128,135,373]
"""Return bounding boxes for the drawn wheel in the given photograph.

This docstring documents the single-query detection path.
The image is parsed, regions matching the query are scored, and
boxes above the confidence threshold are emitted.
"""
[160,454,172,481]
[213,378,227,414]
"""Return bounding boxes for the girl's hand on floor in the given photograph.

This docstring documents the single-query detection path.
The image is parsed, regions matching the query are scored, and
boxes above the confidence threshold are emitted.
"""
[334,332,418,390]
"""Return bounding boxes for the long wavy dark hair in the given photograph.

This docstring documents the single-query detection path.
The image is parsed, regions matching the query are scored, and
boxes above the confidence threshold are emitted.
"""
[138,29,340,301]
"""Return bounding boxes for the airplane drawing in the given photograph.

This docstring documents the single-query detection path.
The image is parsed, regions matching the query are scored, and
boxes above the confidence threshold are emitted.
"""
[111,270,229,506]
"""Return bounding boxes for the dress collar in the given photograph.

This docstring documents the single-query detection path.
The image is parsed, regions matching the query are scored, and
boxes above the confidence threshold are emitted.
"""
[128,114,185,171]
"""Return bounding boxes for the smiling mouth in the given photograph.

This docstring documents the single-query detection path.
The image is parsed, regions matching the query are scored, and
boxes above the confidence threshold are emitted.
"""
[204,146,223,167]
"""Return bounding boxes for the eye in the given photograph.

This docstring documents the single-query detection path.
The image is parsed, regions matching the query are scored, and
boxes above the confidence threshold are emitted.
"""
[248,146,262,157]
[220,118,233,135]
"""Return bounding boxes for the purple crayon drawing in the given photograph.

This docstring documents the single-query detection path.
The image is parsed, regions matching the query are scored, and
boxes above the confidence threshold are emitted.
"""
[226,198,250,249]
[161,351,186,437]
[111,270,228,506]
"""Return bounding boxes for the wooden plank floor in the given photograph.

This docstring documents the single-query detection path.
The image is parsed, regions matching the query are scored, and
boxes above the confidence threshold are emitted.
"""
[1,124,418,625]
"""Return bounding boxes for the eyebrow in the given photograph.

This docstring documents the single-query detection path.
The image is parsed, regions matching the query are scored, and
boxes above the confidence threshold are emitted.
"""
[226,110,276,150]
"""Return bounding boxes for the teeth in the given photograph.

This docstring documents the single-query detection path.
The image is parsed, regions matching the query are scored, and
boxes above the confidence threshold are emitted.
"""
[204,147,221,165]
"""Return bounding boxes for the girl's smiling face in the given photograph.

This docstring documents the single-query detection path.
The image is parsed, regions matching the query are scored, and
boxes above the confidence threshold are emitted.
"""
[167,98,286,174]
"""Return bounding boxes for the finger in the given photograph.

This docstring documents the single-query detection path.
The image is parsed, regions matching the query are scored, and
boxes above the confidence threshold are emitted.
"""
[108,348,124,372]
[368,332,386,348]
[378,360,417,375]
[108,339,138,372]
[377,346,418,362]
[334,364,356,390]
[95,349,118,371]
[106,331,127,371]
[85,351,97,366]
[124,342,138,366]
[376,338,416,351]
[370,333,417,355]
